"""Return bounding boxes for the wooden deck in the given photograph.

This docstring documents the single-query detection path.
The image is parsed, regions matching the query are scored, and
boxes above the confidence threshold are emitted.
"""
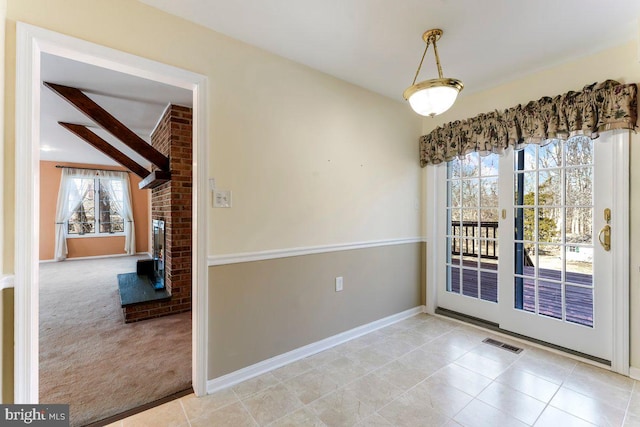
[449,261,593,327]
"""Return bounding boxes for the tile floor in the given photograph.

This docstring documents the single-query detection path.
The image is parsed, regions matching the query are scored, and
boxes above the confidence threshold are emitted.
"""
[105,314,640,426]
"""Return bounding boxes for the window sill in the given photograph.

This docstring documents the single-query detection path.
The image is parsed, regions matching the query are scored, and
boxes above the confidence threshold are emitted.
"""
[66,233,125,239]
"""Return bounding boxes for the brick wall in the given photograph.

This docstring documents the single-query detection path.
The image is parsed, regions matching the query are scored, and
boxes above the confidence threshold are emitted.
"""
[123,104,193,322]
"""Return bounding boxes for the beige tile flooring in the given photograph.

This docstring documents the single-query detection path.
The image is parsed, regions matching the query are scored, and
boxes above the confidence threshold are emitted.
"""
[106,314,640,426]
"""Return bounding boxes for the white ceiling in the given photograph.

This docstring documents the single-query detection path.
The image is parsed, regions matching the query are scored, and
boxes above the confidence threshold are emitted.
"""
[139,0,640,100]
[42,1,640,167]
[40,53,192,166]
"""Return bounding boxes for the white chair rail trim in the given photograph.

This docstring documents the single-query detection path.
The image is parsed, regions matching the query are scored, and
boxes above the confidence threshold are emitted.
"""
[207,237,427,266]
[0,275,14,290]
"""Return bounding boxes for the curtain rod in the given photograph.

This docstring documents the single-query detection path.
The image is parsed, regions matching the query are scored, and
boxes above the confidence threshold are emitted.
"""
[55,165,131,173]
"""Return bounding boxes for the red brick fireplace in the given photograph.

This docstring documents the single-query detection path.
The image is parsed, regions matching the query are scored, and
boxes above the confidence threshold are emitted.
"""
[122,104,193,322]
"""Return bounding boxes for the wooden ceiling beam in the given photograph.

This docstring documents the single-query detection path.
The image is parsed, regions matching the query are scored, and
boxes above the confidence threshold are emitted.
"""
[44,82,170,171]
[138,170,172,190]
[58,122,151,179]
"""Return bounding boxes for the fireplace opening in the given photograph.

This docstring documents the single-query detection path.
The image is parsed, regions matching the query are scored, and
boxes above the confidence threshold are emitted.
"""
[150,219,165,290]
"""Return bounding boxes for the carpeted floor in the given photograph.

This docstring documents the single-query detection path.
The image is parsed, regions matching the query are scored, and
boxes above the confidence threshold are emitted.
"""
[39,255,192,427]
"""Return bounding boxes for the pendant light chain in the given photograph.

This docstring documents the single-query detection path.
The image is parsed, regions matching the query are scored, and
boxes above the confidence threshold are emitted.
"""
[411,40,432,86]
[431,37,444,79]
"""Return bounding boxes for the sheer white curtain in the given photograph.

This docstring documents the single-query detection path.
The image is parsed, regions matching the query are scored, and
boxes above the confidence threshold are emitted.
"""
[54,168,93,261]
[99,170,136,254]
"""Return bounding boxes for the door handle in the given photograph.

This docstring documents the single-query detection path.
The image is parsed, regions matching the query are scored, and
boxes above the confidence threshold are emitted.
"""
[598,224,611,251]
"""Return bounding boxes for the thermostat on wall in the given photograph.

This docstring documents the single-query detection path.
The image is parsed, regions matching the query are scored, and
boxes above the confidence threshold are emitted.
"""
[213,189,232,208]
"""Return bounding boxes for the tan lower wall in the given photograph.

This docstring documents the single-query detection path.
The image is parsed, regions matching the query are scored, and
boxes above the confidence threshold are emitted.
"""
[208,242,424,379]
[1,287,13,403]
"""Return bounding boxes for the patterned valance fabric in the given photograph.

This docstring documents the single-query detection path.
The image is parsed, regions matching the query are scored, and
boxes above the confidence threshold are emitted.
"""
[419,80,638,167]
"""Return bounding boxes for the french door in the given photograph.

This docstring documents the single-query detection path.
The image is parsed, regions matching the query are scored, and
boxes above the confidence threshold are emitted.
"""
[434,133,624,362]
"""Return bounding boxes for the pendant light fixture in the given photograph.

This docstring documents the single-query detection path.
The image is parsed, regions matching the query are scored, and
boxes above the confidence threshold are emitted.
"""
[403,29,463,117]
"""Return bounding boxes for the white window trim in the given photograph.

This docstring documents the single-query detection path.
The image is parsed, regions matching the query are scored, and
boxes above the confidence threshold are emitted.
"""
[66,233,126,239]
[66,175,127,238]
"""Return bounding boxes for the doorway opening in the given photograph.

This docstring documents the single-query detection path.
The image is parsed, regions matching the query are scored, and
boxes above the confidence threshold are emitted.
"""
[15,22,209,411]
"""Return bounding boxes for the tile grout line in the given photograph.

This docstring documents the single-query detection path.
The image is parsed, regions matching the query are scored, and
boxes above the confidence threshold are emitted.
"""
[236,393,262,427]
[621,379,636,426]
[170,314,632,427]
[530,361,601,426]
[290,316,461,424]
[177,398,192,427]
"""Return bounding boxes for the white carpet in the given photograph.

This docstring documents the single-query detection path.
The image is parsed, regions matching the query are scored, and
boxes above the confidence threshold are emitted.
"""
[39,255,192,426]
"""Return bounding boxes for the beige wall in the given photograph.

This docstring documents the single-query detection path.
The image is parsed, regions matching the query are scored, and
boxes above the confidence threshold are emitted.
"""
[39,161,150,260]
[421,40,640,368]
[2,0,423,398]
[3,0,422,265]
[209,243,423,378]
[1,288,13,402]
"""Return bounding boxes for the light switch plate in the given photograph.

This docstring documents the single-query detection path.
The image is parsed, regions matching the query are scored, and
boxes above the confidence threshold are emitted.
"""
[213,189,232,208]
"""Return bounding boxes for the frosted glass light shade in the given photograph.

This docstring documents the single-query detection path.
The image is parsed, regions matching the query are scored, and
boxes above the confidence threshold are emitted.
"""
[403,78,463,117]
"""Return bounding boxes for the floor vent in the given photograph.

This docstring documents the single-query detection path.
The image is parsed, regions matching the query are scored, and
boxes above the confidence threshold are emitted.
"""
[482,338,523,354]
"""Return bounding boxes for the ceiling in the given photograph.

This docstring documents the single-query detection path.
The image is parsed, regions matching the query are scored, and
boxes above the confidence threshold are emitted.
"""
[42,1,640,166]
[40,53,192,166]
[139,0,640,100]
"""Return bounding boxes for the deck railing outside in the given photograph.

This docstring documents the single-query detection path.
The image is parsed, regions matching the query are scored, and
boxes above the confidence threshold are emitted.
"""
[449,221,593,327]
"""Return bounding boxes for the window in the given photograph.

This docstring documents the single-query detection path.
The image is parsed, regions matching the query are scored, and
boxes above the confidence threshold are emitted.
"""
[67,177,125,236]
[55,168,136,261]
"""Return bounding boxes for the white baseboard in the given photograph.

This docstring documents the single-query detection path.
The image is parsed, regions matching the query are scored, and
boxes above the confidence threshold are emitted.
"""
[206,305,425,394]
[0,275,14,290]
[630,366,640,380]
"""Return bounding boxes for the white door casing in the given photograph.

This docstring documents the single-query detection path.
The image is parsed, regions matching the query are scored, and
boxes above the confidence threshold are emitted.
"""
[15,22,210,402]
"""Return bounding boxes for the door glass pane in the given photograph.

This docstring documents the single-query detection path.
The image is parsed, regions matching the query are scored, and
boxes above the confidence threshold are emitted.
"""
[566,168,593,206]
[447,153,499,303]
[462,181,478,206]
[480,239,498,263]
[462,209,478,223]
[522,277,536,313]
[538,208,561,243]
[480,271,498,302]
[538,281,562,320]
[449,158,461,178]
[513,139,594,328]
[448,266,461,293]
[522,208,535,241]
[538,244,562,278]
[450,180,461,207]
[461,153,479,177]
[481,154,499,177]
[565,136,593,166]
[566,285,593,327]
[462,269,479,298]
[522,243,536,278]
[565,246,593,286]
[565,207,592,244]
[522,145,537,170]
[538,140,562,168]
[480,178,498,207]
[514,172,537,204]
[538,170,561,206]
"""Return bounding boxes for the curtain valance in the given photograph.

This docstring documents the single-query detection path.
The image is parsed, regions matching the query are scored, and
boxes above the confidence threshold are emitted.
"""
[419,80,637,167]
